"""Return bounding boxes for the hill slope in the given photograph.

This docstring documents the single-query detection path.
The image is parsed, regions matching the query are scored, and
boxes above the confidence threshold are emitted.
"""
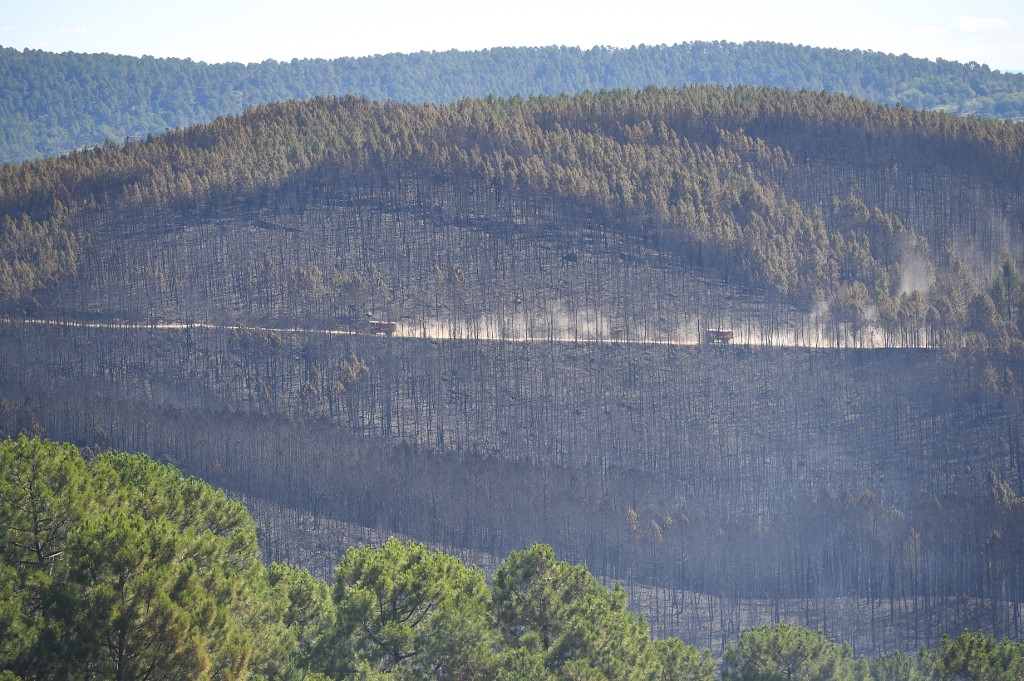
[2,41,1024,163]
[1,87,1023,653]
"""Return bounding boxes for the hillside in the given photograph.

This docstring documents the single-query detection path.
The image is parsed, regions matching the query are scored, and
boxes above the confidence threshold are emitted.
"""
[1,87,1023,654]
[3,40,1024,163]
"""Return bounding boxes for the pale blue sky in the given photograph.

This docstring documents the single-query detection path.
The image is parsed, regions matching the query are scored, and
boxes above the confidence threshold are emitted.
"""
[2,0,1023,73]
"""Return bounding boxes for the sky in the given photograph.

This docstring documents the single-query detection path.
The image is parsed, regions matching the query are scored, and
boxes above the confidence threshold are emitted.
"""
[2,0,1023,74]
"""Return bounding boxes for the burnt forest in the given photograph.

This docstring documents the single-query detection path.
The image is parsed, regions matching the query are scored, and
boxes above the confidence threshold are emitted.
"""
[2,86,1024,657]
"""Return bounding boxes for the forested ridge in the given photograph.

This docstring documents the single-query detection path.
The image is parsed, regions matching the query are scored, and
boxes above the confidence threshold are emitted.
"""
[4,436,1024,680]
[3,40,1024,163]
[1,87,1023,655]
[3,87,1023,349]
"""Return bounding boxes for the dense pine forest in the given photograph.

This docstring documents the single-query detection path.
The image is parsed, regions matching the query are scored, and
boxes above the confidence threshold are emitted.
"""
[4,436,1024,680]
[1,86,1024,660]
[3,40,1024,163]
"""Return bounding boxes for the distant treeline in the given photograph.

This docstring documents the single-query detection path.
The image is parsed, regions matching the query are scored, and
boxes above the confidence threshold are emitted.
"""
[3,436,1023,681]
[2,40,1024,163]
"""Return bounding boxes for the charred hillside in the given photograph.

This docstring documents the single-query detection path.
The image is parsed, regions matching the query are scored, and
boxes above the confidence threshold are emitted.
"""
[3,88,1024,343]
[2,321,1022,653]
[2,87,1024,653]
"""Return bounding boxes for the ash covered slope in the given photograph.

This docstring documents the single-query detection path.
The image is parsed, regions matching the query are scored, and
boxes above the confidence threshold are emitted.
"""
[2,87,1023,653]
[3,87,1023,343]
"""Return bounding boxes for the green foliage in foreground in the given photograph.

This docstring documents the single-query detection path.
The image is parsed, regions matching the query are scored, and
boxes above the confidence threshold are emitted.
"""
[722,621,858,680]
[2,436,1022,680]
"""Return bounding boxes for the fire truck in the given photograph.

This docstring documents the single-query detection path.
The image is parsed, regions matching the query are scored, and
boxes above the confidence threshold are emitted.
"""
[367,320,398,336]
[704,329,734,345]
